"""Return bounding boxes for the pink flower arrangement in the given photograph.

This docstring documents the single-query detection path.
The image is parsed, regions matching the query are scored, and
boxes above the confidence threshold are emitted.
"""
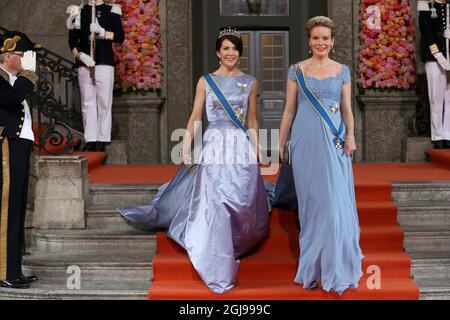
[114,0,162,93]
[359,0,416,90]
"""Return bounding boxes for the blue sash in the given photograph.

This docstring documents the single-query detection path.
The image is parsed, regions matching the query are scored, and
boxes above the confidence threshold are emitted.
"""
[204,74,248,133]
[294,65,345,150]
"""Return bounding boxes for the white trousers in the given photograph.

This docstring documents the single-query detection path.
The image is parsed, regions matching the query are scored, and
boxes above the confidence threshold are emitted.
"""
[425,62,450,141]
[78,65,114,142]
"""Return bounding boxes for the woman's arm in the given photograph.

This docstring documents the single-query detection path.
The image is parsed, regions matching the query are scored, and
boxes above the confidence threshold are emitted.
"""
[340,81,357,156]
[279,78,298,162]
[182,77,206,164]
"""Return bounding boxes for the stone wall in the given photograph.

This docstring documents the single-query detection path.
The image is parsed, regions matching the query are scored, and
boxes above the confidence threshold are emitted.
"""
[0,0,75,58]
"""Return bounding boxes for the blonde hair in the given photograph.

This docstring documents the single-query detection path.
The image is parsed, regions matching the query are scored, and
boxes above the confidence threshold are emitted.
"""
[306,16,336,38]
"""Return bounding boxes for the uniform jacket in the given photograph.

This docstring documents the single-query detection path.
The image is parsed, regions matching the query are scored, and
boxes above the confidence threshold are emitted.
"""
[68,3,125,68]
[0,68,36,140]
[419,0,450,62]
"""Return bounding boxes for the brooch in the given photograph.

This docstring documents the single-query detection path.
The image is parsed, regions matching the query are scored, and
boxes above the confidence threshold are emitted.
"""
[236,82,248,93]
[236,107,246,125]
[330,102,340,114]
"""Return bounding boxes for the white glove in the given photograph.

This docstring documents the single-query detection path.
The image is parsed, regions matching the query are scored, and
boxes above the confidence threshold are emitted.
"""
[78,52,96,67]
[445,29,450,40]
[434,52,450,71]
[90,20,106,39]
[21,50,36,73]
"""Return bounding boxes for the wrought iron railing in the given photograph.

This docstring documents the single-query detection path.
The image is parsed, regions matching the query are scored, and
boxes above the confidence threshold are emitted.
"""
[1,26,83,155]
[409,73,431,137]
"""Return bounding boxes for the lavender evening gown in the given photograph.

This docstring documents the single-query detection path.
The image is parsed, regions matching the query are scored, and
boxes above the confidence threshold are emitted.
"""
[117,74,270,294]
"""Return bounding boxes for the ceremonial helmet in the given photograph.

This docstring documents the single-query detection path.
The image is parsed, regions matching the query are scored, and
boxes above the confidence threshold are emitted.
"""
[0,31,41,53]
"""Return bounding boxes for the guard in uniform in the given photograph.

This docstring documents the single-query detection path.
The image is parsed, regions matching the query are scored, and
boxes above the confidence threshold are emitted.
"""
[419,0,450,149]
[0,31,40,289]
[67,0,124,151]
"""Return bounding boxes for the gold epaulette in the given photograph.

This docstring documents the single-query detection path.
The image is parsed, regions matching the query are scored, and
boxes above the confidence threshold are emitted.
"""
[0,68,9,83]
[418,0,430,11]
[18,70,38,86]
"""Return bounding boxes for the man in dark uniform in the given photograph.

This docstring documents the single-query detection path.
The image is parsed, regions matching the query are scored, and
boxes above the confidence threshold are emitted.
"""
[419,0,450,149]
[67,0,124,152]
[0,31,40,289]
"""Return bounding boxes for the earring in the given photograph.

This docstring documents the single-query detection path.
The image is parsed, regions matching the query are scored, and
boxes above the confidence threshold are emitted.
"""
[219,58,222,65]
[308,48,312,54]
[332,47,336,54]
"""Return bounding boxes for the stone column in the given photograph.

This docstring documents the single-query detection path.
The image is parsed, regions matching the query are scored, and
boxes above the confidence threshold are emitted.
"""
[330,0,364,161]
[165,0,193,162]
[113,94,166,164]
[34,156,90,229]
[357,91,419,162]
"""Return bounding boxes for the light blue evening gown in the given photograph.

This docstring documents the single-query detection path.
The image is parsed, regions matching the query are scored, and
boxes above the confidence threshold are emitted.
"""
[287,64,364,295]
[117,74,270,294]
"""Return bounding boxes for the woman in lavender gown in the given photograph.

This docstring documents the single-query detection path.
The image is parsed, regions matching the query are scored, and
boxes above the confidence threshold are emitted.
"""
[117,27,270,294]
[277,16,364,295]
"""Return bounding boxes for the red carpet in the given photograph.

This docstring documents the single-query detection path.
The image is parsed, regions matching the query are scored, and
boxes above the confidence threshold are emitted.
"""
[73,152,107,172]
[85,149,450,300]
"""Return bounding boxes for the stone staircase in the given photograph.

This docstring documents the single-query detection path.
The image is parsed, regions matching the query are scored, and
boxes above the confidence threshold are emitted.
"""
[394,182,450,300]
[0,184,160,300]
[2,177,450,299]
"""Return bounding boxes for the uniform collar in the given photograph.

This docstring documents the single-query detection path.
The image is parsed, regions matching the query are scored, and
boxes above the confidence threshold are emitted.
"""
[435,0,448,4]
[0,65,11,83]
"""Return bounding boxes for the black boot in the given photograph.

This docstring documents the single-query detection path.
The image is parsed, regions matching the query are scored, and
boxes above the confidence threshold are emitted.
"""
[83,142,97,152]
[18,274,39,284]
[443,140,450,149]
[432,140,445,149]
[0,279,31,289]
[97,142,108,152]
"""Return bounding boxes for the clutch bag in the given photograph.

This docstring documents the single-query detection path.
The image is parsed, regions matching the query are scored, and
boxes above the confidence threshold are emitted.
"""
[284,140,291,165]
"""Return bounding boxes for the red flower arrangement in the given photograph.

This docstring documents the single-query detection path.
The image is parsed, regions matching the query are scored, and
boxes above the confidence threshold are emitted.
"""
[113,0,162,94]
[359,0,416,90]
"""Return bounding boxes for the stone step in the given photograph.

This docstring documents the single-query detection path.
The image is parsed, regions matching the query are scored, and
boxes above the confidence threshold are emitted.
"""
[410,252,450,280]
[404,226,450,253]
[397,201,450,227]
[0,281,148,300]
[392,181,450,202]
[415,278,450,300]
[90,184,160,207]
[22,252,153,283]
[86,205,154,231]
[33,228,156,255]
[89,181,450,207]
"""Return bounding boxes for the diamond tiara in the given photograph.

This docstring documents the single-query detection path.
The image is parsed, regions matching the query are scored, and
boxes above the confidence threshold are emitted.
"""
[218,27,241,39]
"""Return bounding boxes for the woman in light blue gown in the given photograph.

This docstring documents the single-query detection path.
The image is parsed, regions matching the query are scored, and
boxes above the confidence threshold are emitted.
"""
[277,16,363,295]
[117,28,270,294]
